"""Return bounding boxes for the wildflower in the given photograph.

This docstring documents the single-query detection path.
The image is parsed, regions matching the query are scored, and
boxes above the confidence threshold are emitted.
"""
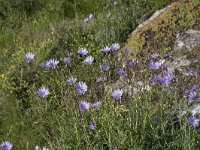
[188,115,199,128]
[101,46,111,53]
[1,141,13,150]
[40,61,50,68]
[164,51,172,58]
[92,101,102,108]
[148,60,161,70]
[76,82,88,95]
[84,18,89,23]
[149,53,160,59]
[35,145,39,150]
[150,75,161,85]
[77,48,88,56]
[96,76,107,82]
[187,91,197,103]
[112,89,123,100]
[89,123,96,130]
[160,72,173,86]
[37,86,49,98]
[124,48,132,55]
[25,52,35,63]
[162,64,168,73]
[83,56,94,65]
[63,57,71,65]
[48,59,59,69]
[192,84,199,90]
[79,101,90,111]
[88,14,93,19]
[110,43,120,51]
[117,69,127,77]
[126,58,138,68]
[66,77,77,86]
[100,63,110,72]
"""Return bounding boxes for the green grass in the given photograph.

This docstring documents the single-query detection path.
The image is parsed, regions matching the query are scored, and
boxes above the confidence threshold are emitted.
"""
[1,0,200,149]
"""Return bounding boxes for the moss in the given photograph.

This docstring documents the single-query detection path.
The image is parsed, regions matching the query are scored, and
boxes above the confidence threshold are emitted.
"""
[124,1,200,57]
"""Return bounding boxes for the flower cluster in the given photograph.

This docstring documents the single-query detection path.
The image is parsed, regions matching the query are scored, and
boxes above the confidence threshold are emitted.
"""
[40,59,59,69]
[101,43,120,53]
[148,60,161,70]
[150,71,173,86]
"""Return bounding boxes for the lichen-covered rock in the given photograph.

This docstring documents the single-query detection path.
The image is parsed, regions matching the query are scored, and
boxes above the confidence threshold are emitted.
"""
[173,30,200,52]
[107,1,200,100]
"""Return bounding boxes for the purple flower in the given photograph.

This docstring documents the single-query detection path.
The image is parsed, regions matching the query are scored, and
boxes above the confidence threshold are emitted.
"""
[66,77,77,86]
[188,115,199,128]
[92,101,102,108]
[89,123,96,130]
[48,59,59,69]
[117,69,127,77]
[149,53,160,59]
[192,84,199,90]
[112,89,123,100]
[148,60,161,70]
[1,141,13,150]
[77,48,88,56]
[160,72,173,86]
[150,75,161,85]
[76,82,88,95]
[63,57,71,65]
[83,56,94,65]
[162,64,168,73]
[96,76,107,82]
[79,101,90,111]
[37,86,49,98]
[126,58,138,68]
[25,52,35,63]
[124,48,132,55]
[110,43,120,51]
[100,63,110,72]
[187,91,197,103]
[164,51,172,58]
[40,61,50,68]
[101,46,111,53]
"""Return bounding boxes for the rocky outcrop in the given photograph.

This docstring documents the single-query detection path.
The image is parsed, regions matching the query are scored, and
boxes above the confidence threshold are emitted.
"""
[106,1,200,123]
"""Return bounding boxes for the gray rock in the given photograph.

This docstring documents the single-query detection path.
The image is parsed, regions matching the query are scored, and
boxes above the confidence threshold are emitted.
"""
[164,56,191,72]
[173,29,200,52]
[104,76,150,98]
